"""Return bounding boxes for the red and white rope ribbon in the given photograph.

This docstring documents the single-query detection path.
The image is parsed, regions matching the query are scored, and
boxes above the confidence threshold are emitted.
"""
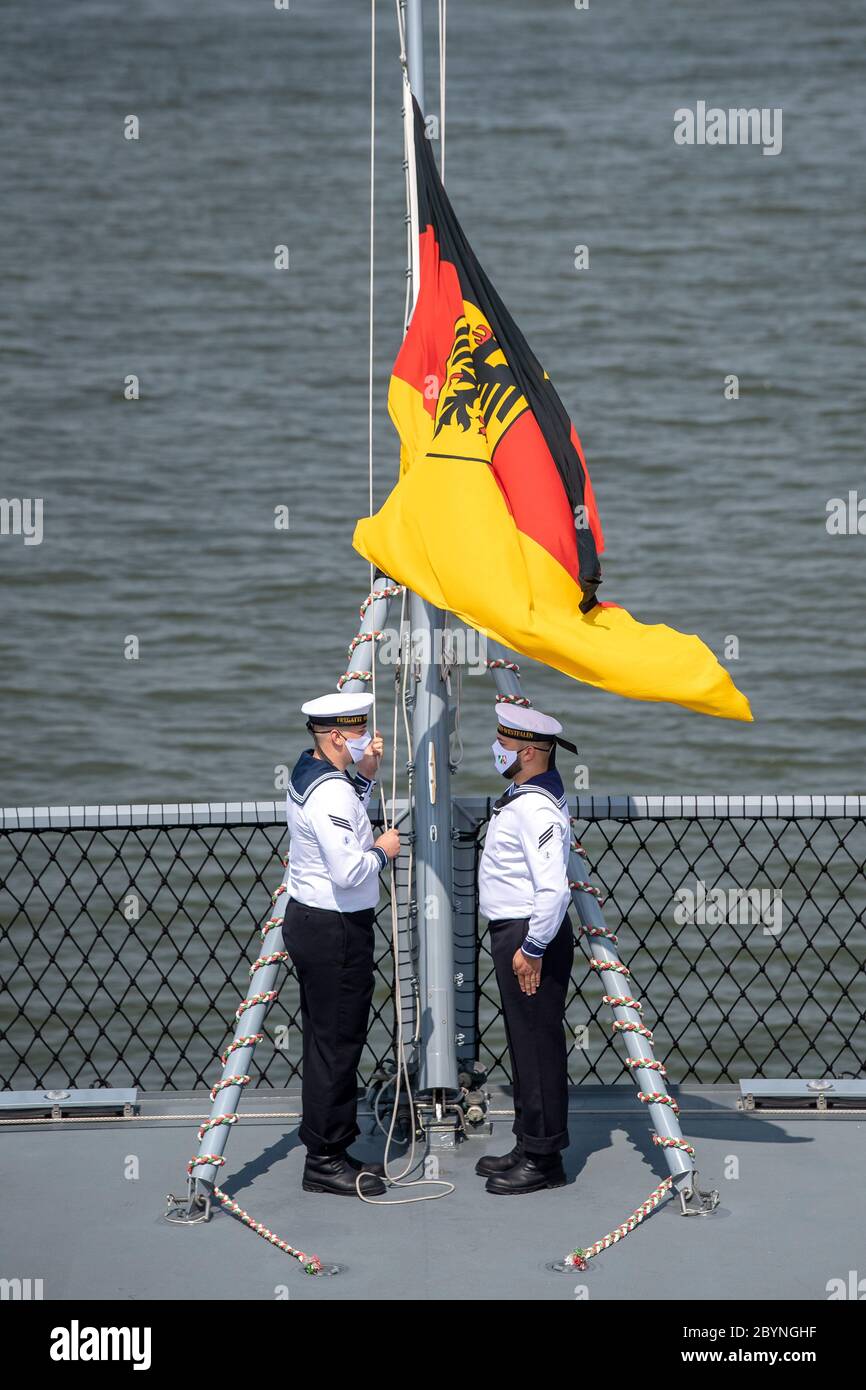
[185,860,322,1275]
[564,862,700,1271]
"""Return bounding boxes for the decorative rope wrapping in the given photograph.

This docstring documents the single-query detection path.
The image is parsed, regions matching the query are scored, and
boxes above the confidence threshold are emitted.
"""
[562,910,696,1272]
[484,658,530,706]
[337,584,405,690]
[185,873,323,1275]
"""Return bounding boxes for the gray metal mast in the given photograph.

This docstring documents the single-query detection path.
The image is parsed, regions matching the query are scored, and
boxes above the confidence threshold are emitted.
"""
[402,0,458,1100]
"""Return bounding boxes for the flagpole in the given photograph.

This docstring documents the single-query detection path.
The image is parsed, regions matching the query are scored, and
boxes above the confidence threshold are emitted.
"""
[402,0,459,1105]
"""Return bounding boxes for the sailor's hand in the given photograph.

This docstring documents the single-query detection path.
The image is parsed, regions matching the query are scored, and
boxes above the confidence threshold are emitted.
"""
[512,948,541,995]
[375,828,401,860]
[357,729,384,780]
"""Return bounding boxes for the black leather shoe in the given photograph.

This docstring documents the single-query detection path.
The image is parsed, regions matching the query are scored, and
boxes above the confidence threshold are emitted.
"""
[484,1153,566,1195]
[302,1152,387,1196]
[343,1151,387,1178]
[474,1140,524,1176]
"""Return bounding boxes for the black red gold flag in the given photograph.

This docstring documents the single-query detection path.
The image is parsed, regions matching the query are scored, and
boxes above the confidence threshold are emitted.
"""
[354,98,752,722]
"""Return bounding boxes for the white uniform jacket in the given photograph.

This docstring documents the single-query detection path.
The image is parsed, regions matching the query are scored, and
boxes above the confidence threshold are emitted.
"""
[478,771,571,957]
[285,749,385,913]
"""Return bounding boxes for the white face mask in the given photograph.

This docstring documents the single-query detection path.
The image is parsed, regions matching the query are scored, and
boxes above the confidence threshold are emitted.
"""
[491,739,519,777]
[344,731,372,763]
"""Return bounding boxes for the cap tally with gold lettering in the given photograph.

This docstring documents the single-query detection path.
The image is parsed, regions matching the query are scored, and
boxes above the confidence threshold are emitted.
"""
[301,692,375,731]
[494,702,578,755]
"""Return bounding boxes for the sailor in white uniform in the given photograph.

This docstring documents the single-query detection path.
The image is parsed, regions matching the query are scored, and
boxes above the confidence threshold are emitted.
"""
[281,691,400,1196]
[476,703,577,1194]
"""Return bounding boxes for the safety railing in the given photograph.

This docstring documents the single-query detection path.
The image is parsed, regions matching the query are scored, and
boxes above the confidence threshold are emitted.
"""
[473,794,866,1084]
[1,796,863,1090]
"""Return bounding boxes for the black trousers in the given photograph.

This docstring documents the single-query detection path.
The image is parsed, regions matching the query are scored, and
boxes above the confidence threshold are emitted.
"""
[488,913,574,1155]
[281,898,376,1157]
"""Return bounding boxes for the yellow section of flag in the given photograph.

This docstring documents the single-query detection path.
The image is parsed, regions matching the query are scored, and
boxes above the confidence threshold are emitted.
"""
[353,450,753,722]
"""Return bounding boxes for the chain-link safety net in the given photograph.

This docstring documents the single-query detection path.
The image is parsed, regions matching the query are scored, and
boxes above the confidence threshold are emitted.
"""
[1,800,863,1090]
[472,803,866,1083]
[0,812,400,1091]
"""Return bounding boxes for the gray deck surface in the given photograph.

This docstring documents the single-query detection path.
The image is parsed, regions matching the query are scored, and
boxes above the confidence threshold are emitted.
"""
[4,1085,863,1302]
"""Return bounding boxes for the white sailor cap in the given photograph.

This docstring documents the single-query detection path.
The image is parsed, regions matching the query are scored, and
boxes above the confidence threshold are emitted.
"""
[301,692,374,728]
[494,702,577,753]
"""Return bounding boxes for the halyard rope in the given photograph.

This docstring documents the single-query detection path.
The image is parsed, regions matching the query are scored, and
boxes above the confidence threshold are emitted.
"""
[348,0,456,1208]
[367,0,377,667]
[438,0,447,182]
[356,585,455,1205]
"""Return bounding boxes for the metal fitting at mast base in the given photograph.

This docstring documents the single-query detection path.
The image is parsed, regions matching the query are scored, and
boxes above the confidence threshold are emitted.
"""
[674,1168,721,1216]
[413,1087,465,1152]
[164,1175,212,1226]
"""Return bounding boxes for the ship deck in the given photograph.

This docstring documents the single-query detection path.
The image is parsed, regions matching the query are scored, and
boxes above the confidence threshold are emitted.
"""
[4,1083,862,1302]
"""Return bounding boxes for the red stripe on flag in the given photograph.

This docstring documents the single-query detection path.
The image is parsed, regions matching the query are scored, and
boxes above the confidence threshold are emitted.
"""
[392,227,464,418]
[492,409,580,583]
